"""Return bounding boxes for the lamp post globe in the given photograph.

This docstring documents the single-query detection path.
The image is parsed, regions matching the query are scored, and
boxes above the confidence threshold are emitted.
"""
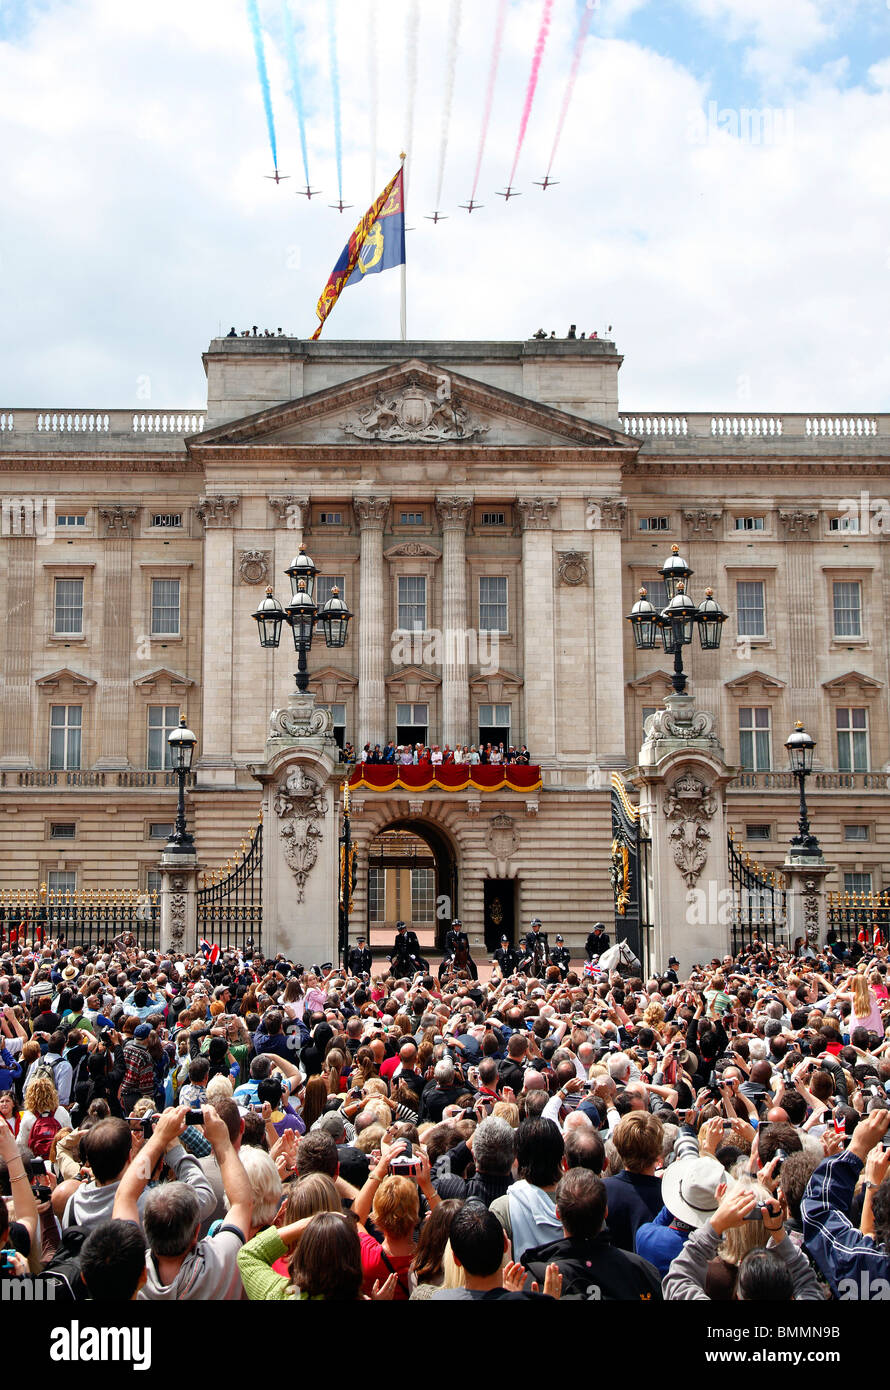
[785,721,821,857]
[166,716,197,854]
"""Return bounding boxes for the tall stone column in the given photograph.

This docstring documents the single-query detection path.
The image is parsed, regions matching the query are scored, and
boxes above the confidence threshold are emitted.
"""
[779,510,820,740]
[0,536,36,768]
[591,497,628,768]
[196,495,240,779]
[634,693,735,968]
[436,495,473,747]
[516,497,558,759]
[95,506,138,768]
[353,495,390,749]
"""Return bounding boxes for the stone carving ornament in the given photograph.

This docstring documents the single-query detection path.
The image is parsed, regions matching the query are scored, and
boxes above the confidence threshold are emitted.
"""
[557,550,589,586]
[487,812,519,861]
[169,893,186,948]
[269,700,333,739]
[274,766,328,903]
[644,703,716,742]
[345,378,489,443]
[803,878,820,946]
[664,772,718,888]
[238,550,271,585]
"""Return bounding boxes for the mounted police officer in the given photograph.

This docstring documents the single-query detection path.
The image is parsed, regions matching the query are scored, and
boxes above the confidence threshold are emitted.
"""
[585,922,610,959]
[519,917,550,977]
[440,918,477,981]
[390,920,428,975]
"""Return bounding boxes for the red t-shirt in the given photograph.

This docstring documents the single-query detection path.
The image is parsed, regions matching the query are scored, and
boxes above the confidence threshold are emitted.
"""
[358,1230,413,1300]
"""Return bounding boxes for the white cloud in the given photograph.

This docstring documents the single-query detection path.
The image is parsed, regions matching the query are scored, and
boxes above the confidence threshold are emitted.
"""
[0,0,887,412]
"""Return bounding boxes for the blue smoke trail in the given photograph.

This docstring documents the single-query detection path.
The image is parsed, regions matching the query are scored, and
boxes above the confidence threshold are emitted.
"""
[246,0,278,171]
[327,0,343,201]
[281,0,310,186]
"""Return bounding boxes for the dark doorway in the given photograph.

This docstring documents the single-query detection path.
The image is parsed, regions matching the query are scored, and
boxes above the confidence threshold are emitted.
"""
[483,879,515,952]
[367,819,457,952]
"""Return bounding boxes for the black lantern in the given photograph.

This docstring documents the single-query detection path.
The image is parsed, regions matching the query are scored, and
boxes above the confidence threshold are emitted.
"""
[317,586,352,649]
[285,580,318,650]
[786,721,815,776]
[785,722,821,857]
[660,543,693,599]
[628,588,659,650]
[167,716,197,772]
[696,587,727,650]
[284,545,318,600]
[165,716,197,854]
[659,583,697,651]
[252,587,286,649]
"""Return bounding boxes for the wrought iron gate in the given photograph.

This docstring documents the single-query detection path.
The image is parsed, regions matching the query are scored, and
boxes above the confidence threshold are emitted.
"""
[0,886,159,953]
[196,819,263,953]
[728,828,786,953]
[610,774,652,974]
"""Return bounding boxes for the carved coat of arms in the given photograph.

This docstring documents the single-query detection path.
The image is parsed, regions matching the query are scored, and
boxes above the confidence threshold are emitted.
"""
[344,379,489,443]
[274,766,328,903]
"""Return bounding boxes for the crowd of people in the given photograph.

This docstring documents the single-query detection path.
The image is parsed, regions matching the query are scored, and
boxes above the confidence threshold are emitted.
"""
[345,741,532,768]
[1,922,889,1304]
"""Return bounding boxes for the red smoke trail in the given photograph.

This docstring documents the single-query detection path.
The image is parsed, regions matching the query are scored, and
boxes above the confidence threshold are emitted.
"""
[507,0,554,189]
[469,0,508,202]
[546,3,593,178]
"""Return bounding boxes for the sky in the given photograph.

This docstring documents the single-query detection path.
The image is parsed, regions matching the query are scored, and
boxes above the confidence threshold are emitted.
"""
[0,0,888,412]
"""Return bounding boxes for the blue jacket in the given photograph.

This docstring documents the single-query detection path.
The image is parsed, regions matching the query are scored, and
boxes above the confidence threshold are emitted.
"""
[0,1046,22,1091]
[801,1150,890,1298]
[634,1206,688,1277]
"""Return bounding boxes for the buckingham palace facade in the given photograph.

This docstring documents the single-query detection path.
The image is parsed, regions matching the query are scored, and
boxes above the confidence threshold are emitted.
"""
[1,335,888,953]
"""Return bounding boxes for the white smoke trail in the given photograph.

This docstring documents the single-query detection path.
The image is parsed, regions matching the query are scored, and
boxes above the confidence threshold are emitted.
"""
[403,0,420,189]
[368,1,378,196]
[433,0,463,210]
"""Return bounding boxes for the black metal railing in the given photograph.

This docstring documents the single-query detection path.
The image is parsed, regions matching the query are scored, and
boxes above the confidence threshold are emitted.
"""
[728,829,786,953]
[826,890,890,949]
[196,819,263,953]
[0,888,159,952]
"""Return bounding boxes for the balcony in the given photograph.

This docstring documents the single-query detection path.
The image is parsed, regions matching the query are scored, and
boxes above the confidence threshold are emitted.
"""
[0,769,196,789]
[728,770,888,792]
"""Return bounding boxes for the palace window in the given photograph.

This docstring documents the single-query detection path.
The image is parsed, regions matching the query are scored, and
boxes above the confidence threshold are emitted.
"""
[396,703,428,747]
[54,578,84,635]
[147,705,180,769]
[397,576,427,631]
[739,707,771,771]
[479,576,508,632]
[151,578,180,636]
[836,708,868,773]
[411,867,435,922]
[479,703,511,748]
[736,581,766,638]
[49,705,82,770]
[833,581,862,638]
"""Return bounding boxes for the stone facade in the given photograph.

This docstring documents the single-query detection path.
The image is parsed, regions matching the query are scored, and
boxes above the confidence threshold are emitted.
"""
[1,339,889,955]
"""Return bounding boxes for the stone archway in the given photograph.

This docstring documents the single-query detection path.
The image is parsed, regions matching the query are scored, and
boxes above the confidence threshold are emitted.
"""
[366,818,459,954]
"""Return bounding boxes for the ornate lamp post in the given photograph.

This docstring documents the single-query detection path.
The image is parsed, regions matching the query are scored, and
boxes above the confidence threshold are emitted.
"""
[785,721,822,858]
[252,545,353,689]
[627,545,727,693]
[165,716,197,854]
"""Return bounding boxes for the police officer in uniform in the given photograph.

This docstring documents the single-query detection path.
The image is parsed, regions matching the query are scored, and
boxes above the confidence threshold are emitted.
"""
[390,921,428,974]
[440,918,477,981]
[551,934,571,978]
[664,955,680,985]
[493,934,519,978]
[519,918,550,976]
[585,922,610,959]
[347,934,372,977]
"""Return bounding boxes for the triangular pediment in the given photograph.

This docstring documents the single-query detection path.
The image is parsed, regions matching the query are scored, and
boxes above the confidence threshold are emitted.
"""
[187,359,638,454]
[822,670,883,694]
[724,670,786,696]
[626,669,675,694]
[35,667,96,690]
[469,668,524,692]
[133,667,194,691]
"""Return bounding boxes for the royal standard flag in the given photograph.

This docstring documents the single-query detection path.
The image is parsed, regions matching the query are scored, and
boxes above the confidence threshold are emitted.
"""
[310,166,405,340]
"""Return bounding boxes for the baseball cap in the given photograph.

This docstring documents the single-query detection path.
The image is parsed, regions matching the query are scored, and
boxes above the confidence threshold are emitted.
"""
[134,1023,152,1039]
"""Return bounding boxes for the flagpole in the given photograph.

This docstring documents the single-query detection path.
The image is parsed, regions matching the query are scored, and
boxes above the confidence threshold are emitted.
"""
[399,151,407,341]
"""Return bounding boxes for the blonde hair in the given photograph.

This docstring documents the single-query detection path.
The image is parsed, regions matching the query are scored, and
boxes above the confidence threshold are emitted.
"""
[24,1074,59,1117]
[492,1101,519,1129]
[720,1172,773,1266]
[853,971,872,1018]
[441,1241,466,1288]
[206,1075,234,1106]
[284,1173,341,1223]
